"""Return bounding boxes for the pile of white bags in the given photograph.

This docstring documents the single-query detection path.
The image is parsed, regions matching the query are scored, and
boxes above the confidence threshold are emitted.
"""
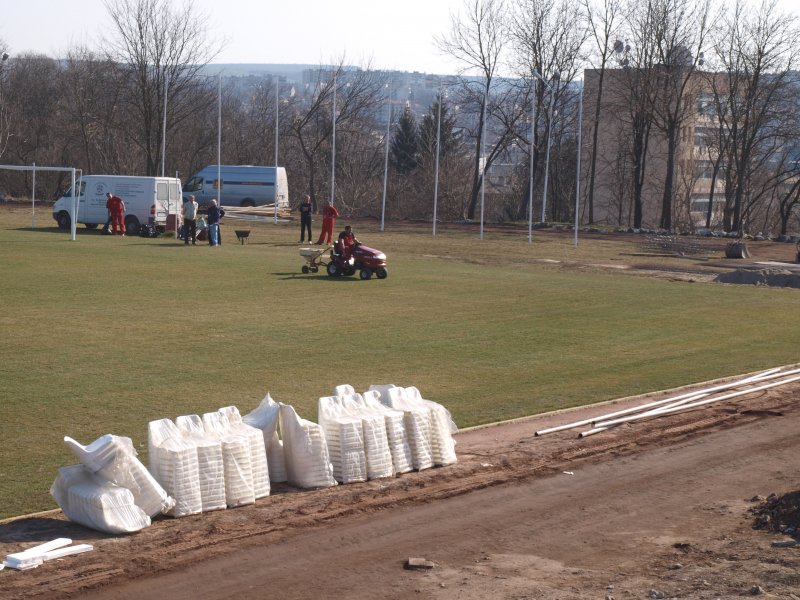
[52,434,175,534]
[279,403,337,489]
[147,419,202,517]
[318,396,368,484]
[242,393,288,483]
[174,415,227,512]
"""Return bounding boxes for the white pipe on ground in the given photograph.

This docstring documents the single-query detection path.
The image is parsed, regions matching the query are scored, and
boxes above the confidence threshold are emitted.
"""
[593,373,800,429]
[534,367,783,437]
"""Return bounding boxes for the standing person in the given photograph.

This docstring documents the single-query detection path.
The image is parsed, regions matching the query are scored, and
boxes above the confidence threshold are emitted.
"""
[316,200,339,245]
[298,194,313,243]
[182,194,199,245]
[206,199,222,247]
[101,194,113,234]
[106,192,126,236]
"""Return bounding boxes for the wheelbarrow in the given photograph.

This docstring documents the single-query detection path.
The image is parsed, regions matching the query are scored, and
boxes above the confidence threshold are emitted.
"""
[299,245,330,273]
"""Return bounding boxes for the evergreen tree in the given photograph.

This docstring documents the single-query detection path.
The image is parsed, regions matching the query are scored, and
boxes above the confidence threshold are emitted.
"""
[390,105,418,174]
[418,96,460,163]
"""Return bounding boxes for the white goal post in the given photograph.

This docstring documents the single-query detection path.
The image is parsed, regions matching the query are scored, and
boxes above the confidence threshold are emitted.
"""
[0,164,81,240]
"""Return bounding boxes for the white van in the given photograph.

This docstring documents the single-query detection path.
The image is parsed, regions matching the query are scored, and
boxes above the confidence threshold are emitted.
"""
[182,165,289,209]
[52,175,182,235]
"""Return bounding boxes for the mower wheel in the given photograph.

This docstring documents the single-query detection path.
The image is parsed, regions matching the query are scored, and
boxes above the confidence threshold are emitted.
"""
[327,262,342,277]
[310,266,319,273]
[302,265,310,274]
[343,267,356,276]
[376,267,388,279]
[359,268,372,280]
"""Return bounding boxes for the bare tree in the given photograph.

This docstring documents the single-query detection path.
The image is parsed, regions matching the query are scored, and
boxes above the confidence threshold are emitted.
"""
[103,0,220,175]
[438,0,506,220]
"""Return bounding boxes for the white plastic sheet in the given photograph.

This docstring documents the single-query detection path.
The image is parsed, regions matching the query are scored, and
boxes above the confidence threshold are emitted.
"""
[278,403,337,489]
[63,434,174,517]
[50,464,151,534]
[242,393,288,483]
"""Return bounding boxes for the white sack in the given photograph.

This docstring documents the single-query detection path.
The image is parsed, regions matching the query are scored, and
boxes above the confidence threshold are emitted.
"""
[63,434,174,517]
[318,396,367,484]
[363,389,413,474]
[147,418,203,517]
[218,406,270,499]
[174,415,226,512]
[202,412,255,508]
[50,464,151,534]
[242,393,287,483]
[278,403,337,489]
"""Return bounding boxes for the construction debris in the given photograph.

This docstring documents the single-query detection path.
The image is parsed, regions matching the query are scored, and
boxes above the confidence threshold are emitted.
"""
[3,538,93,571]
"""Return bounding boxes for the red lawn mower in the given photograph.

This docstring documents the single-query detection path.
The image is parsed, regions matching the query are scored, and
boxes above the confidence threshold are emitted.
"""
[327,240,388,280]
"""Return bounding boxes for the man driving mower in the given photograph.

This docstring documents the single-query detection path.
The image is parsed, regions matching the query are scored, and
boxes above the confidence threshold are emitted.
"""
[337,225,360,260]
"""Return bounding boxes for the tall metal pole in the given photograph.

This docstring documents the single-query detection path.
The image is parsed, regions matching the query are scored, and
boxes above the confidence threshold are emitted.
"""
[31,162,36,228]
[161,77,168,177]
[330,76,337,206]
[528,78,538,243]
[70,168,77,241]
[540,80,556,223]
[433,82,443,237]
[274,77,279,224]
[574,81,583,248]
[479,85,487,240]
[217,74,222,205]
[381,82,391,232]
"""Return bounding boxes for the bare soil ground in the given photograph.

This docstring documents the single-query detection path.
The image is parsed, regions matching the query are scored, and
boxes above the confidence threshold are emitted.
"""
[2,378,799,599]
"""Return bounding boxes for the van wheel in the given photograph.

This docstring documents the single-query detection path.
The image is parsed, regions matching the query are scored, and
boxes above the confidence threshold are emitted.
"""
[241,199,255,207]
[85,223,98,230]
[124,216,140,236]
[57,211,71,230]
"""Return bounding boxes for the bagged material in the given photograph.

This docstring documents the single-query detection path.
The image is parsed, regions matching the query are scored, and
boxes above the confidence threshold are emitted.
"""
[340,394,395,480]
[64,434,174,517]
[362,389,413,474]
[218,406,270,499]
[242,393,288,483]
[334,383,356,397]
[202,412,255,508]
[175,415,226,512]
[405,387,458,466]
[278,403,337,489]
[369,386,434,471]
[50,464,151,534]
[318,396,367,484]
[147,418,202,517]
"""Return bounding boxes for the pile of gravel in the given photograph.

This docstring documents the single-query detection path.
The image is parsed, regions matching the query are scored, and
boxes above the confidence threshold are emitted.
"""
[715,269,800,288]
[752,491,800,537]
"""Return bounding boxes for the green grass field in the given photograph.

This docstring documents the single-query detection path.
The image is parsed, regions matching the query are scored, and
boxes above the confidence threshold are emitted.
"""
[1,205,797,518]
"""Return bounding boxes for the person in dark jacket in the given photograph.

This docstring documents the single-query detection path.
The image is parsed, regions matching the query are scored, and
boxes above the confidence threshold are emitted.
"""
[298,195,313,243]
[206,199,224,246]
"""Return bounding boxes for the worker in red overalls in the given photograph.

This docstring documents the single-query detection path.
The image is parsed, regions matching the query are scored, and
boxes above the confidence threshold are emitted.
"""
[106,192,126,236]
[316,200,339,245]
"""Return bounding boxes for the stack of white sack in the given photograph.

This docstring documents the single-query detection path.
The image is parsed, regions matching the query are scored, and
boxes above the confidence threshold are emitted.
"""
[147,419,203,517]
[202,412,256,508]
[50,464,151,534]
[217,406,270,499]
[404,386,458,466]
[63,434,174,517]
[331,391,396,480]
[368,386,434,470]
[278,403,337,489]
[318,396,368,484]
[242,393,287,483]
[174,415,226,512]
[361,390,413,474]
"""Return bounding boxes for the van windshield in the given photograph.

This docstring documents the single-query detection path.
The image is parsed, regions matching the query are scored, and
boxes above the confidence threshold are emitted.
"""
[184,176,203,192]
[62,181,86,197]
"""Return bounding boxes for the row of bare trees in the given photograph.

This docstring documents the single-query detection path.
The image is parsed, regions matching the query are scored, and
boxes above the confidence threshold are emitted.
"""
[0,0,798,235]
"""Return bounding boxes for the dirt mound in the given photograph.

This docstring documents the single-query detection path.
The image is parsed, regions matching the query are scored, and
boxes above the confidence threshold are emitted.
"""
[715,268,800,288]
[752,490,800,537]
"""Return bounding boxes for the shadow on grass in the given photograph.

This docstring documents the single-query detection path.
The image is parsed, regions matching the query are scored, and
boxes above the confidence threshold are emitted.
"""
[0,517,113,544]
[273,272,375,282]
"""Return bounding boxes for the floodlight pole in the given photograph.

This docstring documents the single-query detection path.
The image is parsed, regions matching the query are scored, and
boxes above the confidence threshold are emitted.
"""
[479,85,487,240]
[541,77,557,223]
[574,80,584,248]
[274,77,280,224]
[527,75,538,244]
[330,75,337,207]
[381,82,391,232]
[31,162,36,228]
[70,168,77,241]
[161,76,168,177]
[433,80,443,237]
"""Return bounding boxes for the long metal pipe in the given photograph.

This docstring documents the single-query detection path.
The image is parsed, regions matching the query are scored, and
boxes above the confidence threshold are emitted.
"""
[593,373,800,429]
[534,367,782,436]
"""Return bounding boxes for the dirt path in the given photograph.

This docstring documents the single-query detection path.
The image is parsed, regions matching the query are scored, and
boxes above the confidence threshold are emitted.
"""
[2,381,800,599]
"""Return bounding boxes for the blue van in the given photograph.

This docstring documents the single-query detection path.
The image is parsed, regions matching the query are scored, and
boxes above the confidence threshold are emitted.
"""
[183,165,289,208]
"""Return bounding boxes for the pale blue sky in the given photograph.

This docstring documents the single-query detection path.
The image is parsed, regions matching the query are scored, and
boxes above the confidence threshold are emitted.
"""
[0,0,465,74]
